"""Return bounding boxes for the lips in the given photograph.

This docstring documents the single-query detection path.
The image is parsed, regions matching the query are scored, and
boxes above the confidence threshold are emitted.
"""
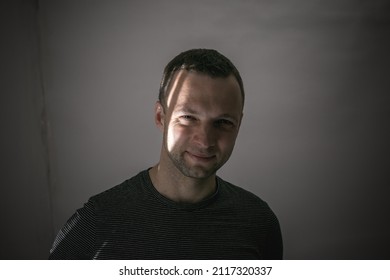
[186,152,216,161]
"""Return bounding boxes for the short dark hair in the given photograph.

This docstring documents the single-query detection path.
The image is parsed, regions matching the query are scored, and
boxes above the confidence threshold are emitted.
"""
[159,49,245,109]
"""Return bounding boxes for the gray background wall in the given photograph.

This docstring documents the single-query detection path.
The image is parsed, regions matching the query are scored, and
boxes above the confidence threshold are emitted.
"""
[1,0,389,259]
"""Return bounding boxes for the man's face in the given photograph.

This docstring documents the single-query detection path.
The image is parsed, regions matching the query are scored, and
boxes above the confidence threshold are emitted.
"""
[156,70,243,179]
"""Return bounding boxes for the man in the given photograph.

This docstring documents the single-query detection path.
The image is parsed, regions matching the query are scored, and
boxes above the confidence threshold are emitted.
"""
[49,49,283,259]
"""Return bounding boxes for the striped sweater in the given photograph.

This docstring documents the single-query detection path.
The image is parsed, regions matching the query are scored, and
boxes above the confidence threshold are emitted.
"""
[49,170,283,259]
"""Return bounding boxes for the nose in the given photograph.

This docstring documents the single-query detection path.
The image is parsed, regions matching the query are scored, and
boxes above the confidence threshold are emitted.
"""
[193,123,216,149]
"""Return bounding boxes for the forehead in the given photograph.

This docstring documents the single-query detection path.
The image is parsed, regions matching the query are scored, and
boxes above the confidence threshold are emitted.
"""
[166,70,243,111]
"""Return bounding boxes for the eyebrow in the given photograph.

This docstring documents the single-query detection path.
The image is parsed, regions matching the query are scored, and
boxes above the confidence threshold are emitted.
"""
[173,106,239,122]
[172,105,198,114]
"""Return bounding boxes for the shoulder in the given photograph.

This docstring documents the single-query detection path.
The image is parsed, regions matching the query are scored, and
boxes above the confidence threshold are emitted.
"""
[216,177,281,235]
[217,177,270,210]
[87,170,149,210]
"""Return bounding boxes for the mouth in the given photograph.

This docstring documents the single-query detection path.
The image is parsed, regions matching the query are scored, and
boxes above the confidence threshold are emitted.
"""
[186,152,216,162]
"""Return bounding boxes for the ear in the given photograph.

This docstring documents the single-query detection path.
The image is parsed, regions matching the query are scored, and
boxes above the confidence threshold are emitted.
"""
[154,101,165,131]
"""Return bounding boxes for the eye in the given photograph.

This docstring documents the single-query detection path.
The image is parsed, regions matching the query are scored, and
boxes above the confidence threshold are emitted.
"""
[215,119,235,129]
[181,115,194,120]
[179,115,197,124]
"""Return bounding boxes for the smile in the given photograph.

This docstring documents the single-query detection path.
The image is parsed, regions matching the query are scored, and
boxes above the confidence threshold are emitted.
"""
[186,152,216,162]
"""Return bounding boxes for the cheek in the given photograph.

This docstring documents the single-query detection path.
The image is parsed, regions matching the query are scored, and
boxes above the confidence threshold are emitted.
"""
[218,133,238,152]
[166,125,188,152]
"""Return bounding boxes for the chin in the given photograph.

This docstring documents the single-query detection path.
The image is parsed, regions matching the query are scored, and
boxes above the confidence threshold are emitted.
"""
[179,164,220,180]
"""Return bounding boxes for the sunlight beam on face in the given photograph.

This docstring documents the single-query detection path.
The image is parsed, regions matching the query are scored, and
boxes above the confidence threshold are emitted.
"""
[166,70,187,110]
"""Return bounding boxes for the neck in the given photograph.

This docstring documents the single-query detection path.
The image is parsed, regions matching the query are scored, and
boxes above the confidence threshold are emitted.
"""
[149,161,217,204]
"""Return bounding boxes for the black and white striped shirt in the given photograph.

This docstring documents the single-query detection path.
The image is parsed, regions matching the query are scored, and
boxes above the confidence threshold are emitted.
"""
[49,170,283,259]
